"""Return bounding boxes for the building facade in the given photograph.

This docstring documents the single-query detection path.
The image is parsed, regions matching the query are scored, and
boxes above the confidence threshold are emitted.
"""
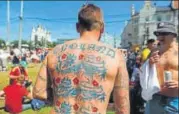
[121,0,178,48]
[100,32,121,48]
[31,25,51,43]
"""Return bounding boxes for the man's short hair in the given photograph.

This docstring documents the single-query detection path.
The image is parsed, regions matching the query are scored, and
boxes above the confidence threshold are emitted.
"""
[78,4,104,31]
[147,39,155,44]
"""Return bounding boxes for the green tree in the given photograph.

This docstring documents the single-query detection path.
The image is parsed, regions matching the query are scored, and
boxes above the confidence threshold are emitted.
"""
[47,41,58,48]
[27,40,34,50]
[11,40,29,48]
[0,39,6,49]
[11,40,19,48]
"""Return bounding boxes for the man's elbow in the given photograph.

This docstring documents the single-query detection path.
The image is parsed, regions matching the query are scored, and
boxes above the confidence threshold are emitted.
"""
[33,92,47,100]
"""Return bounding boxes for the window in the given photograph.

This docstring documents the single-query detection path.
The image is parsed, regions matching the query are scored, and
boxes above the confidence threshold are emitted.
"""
[152,15,155,21]
[135,19,138,24]
[157,16,162,21]
[166,14,171,21]
[134,27,138,33]
[145,17,149,22]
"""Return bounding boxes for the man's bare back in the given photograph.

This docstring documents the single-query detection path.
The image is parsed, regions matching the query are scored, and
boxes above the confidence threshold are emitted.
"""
[33,4,129,114]
[33,39,129,114]
[156,42,178,97]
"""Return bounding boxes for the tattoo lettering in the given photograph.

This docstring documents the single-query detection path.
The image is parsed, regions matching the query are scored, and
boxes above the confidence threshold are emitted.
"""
[88,44,96,50]
[69,43,78,49]
[53,43,116,58]
[79,44,86,51]
[61,44,68,52]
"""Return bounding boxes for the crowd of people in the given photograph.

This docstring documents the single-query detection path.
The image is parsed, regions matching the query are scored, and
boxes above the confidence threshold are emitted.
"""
[0,3,178,114]
[0,48,49,71]
[0,48,49,113]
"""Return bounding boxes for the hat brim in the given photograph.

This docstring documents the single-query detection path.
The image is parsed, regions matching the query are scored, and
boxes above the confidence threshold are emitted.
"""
[154,28,177,36]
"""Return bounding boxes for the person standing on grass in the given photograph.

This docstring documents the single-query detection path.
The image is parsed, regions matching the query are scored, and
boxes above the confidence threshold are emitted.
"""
[33,4,130,114]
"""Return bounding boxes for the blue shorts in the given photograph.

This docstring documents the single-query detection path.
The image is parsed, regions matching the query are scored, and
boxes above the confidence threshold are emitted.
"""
[145,94,178,114]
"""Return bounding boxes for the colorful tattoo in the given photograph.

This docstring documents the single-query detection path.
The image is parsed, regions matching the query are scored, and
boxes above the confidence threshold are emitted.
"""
[54,101,101,114]
[54,78,105,102]
[54,102,71,114]
[51,43,117,113]
[56,53,107,80]
[77,105,101,114]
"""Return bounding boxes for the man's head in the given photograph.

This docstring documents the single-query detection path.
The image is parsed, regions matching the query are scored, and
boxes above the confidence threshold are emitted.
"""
[154,22,177,46]
[76,4,104,37]
[147,39,155,50]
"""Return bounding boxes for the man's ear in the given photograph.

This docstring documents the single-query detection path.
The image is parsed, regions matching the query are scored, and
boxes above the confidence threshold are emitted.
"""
[76,23,80,33]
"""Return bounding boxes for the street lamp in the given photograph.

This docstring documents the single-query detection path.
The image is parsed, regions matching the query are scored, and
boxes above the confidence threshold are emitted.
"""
[143,22,149,47]
[18,0,24,52]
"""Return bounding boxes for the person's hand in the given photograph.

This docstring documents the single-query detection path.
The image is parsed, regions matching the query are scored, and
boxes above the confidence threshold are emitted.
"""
[149,50,160,65]
[164,80,178,89]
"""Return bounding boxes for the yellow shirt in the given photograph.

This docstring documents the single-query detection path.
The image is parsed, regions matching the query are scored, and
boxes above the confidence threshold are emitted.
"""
[141,48,151,62]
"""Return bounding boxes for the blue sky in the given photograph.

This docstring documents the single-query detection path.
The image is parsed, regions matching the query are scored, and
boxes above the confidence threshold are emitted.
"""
[0,1,171,42]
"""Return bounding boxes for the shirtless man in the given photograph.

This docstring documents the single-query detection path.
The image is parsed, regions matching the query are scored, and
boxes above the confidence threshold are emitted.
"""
[145,22,178,114]
[33,4,130,114]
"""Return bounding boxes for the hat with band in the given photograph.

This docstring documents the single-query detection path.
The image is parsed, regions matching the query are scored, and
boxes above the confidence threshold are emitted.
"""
[154,22,177,36]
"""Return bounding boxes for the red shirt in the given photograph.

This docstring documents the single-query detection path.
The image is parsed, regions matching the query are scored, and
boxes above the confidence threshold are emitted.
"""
[3,84,29,113]
[9,67,28,84]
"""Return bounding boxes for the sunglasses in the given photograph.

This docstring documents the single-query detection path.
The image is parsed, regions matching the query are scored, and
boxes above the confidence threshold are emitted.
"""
[155,32,172,36]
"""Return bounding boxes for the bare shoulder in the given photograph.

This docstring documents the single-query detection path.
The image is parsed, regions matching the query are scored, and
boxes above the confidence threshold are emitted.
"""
[115,48,126,65]
[173,43,178,56]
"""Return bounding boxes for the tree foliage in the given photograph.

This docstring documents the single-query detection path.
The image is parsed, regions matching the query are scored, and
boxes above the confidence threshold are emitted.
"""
[0,39,6,48]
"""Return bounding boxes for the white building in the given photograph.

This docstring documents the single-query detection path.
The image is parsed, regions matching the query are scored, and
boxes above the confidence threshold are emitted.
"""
[121,0,178,48]
[100,32,121,48]
[31,25,51,43]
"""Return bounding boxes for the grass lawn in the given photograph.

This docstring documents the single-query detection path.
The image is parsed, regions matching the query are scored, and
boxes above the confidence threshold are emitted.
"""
[0,63,114,114]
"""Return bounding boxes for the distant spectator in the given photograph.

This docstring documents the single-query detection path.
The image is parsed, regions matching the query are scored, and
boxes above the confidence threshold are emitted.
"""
[10,50,20,65]
[9,61,32,88]
[0,75,32,113]
[141,39,156,64]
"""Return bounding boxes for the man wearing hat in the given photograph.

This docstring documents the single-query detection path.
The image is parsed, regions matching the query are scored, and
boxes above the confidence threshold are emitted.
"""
[145,22,178,114]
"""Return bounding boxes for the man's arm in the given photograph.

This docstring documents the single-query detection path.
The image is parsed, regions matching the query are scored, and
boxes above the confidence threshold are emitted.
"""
[0,90,4,96]
[26,93,33,100]
[33,55,49,100]
[113,51,130,114]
